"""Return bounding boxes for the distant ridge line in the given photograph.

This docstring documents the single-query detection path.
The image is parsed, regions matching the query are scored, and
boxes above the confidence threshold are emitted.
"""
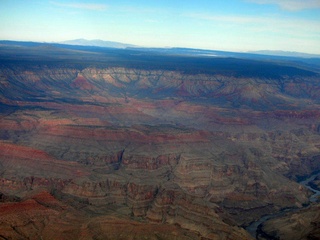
[60,38,136,49]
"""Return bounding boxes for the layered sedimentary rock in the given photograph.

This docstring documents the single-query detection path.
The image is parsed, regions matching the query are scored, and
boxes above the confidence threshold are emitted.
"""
[0,190,210,240]
[1,55,320,239]
[257,204,320,240]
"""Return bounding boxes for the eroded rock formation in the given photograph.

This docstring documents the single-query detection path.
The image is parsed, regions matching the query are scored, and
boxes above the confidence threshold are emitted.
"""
[1,52,320,239]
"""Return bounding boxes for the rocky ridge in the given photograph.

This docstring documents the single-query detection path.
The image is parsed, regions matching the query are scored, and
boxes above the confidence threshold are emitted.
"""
[0,58,320,239]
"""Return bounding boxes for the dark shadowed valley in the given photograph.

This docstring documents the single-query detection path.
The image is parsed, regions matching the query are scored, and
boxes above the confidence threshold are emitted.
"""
[0,41,320,240]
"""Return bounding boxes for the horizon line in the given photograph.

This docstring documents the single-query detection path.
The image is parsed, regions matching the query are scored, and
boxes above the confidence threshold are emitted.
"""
[1,38,320,58]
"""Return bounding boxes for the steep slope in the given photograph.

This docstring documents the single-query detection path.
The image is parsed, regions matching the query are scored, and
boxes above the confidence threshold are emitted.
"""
[0,45,320,239]
[257,204,320,240]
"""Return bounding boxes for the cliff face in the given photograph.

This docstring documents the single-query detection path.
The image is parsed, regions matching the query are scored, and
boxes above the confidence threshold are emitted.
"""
[257,204,320,240]
[2,66,320,108]
[0,62,320,239]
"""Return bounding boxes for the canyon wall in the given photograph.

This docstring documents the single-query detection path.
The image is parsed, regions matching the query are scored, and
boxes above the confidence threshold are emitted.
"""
[1,63,320,239]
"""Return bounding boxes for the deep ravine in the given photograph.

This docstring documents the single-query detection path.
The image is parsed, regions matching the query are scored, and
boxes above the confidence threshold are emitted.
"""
[246,171,320,239]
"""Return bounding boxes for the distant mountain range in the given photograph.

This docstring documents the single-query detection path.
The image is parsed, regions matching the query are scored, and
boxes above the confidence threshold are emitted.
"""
[59,39,320,59]
[1,39,319,74]
[60,38,136,49]
[1,39,319,60]
[249,50,320,59]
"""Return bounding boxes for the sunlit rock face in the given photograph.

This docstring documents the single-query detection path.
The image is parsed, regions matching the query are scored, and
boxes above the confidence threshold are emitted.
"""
[0,54,320,240]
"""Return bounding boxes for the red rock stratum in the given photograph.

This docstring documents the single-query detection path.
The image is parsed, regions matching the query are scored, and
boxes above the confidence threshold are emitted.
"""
[1,47,320,239]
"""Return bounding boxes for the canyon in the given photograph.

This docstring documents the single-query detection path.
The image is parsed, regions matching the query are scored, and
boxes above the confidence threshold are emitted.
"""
[0,42,320,239]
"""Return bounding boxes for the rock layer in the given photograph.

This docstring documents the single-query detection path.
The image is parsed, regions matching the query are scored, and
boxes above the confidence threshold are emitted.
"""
[257,204,320,240]
[1,56,320,239]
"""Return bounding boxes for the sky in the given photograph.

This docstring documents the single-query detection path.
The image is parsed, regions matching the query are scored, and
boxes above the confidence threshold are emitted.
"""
[0,0,320,54]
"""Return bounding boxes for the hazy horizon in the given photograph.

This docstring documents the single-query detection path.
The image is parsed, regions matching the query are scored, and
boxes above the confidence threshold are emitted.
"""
[1,0,320,54]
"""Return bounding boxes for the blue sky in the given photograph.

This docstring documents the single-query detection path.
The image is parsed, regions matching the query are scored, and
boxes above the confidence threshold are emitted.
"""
[1,0,319,54]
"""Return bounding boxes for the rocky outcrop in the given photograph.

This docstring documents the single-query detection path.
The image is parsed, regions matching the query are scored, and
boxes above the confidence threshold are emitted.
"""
[0,190,211,240]
[257,204,320,240]
[1,63,320,239]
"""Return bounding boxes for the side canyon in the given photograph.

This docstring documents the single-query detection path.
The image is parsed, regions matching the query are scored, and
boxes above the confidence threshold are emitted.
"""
[0,43,320,239]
